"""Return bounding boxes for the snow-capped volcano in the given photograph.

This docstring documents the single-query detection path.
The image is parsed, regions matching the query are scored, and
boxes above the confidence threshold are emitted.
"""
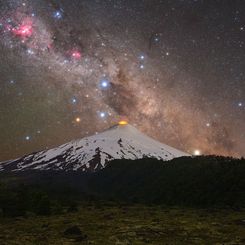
[0,123,190,172]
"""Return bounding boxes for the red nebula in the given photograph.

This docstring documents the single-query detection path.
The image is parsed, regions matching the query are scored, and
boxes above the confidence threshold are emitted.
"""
[12,22,33,38]
[71,51,81,59]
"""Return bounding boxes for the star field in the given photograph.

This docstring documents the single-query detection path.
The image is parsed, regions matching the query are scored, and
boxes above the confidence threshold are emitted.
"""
[0,0,244,161]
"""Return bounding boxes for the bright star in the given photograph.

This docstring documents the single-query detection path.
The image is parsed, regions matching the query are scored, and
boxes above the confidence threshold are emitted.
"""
[139,55,145,60]
[75,117,81,123]
[25,136,31,141]
[102,81,108,87]
[71,97,77,104]
[99,112,106,118]
[53,11,63,19]
[99,79,110,90]
[194,150,201,156]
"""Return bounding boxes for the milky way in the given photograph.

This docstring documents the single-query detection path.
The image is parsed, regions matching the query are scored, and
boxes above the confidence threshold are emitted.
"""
[0,0,244,161]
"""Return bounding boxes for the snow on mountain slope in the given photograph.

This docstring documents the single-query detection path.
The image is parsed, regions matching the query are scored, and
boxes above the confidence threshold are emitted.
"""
[0,123,190,172]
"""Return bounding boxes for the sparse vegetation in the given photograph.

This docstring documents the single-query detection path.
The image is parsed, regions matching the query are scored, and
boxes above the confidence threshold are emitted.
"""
[0,156,244,244]
[0,204,245,244]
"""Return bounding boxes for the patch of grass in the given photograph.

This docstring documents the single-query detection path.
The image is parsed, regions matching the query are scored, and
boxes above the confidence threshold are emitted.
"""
[0,204,244,245]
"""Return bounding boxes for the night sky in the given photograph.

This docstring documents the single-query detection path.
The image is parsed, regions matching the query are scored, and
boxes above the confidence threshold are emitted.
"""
[0,0,244,161]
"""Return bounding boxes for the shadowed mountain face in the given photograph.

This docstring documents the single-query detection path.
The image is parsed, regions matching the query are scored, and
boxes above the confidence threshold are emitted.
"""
[0,156,244,208]
[0,123,189,172]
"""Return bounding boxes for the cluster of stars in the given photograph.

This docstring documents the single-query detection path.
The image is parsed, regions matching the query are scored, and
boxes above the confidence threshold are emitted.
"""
[25,130,41,142]
[1,2,121,142]
[12,22,33,38]
[71,51,82,60]
[139,54,146,70]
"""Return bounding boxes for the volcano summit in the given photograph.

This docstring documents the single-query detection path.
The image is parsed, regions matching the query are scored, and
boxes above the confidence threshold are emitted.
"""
[0,123,189,172]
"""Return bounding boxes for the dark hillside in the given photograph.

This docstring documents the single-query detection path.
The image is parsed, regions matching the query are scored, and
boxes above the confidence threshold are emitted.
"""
[0,156,244,217]
[90,156,245,207]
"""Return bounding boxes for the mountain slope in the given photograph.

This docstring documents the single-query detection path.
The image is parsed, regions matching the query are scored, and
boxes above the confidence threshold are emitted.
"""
[0,123,189,172]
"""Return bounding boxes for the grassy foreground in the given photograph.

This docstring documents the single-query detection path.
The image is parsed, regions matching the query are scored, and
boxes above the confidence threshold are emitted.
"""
[0,204,245,245]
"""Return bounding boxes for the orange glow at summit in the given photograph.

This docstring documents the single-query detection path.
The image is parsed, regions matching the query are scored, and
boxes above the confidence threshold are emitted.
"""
[118,120,128,125]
